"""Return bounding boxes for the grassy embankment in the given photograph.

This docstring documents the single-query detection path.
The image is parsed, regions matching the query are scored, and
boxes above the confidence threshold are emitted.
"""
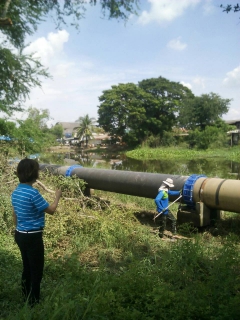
[0,153,240,319]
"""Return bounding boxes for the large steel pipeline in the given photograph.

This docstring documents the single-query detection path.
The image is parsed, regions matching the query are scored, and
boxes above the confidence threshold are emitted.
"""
[193,177,240,214]
[39,164,240,214]
[39,164,188,200]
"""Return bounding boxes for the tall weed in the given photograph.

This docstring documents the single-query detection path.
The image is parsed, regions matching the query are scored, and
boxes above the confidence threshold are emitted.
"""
[1,157,240,319]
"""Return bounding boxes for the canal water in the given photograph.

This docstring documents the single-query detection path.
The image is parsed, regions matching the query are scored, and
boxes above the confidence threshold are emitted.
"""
[42,149,240,179]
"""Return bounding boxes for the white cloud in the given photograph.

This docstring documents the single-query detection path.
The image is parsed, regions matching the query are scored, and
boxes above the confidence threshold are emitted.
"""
[138,0,201,25]
[24,64,134,123]
[223,65,240,87]
[193,76,205,89]
[167,37,187,51]
[21,30,157,123]
[24,30,69,66]
[54,62,75,78]
[202,0,215,15]
[180,81,192,89]
[231,108,240,117]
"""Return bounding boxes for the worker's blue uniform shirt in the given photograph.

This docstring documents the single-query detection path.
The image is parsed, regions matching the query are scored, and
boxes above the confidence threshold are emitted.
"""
[155,190,180,214]
[11,183,49,231]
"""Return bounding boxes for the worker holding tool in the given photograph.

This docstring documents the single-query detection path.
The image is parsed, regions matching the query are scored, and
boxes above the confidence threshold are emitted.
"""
[154,178,182,238]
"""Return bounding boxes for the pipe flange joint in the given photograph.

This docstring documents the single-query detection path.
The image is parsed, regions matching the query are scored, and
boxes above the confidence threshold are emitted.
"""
[183,174,207,206]
[65,165,83,177]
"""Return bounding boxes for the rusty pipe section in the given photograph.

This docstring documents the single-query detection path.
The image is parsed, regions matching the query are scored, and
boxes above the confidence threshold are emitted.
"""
[39,164,188,199]
[193,177,240,213]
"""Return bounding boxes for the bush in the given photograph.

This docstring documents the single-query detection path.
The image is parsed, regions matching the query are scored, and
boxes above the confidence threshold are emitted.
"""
[188,126,228,150]
[142,132,176,148]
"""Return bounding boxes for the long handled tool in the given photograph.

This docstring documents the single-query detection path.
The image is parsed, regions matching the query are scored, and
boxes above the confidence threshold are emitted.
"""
[153,194,182,221]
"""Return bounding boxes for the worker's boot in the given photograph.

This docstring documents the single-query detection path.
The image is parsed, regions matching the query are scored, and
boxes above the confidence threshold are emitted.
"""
[172,225,177,237]
[171,217,177,236]
[172,231,177,237]
[159,216,166,238]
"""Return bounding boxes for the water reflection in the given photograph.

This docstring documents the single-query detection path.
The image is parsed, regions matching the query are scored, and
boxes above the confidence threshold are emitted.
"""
[42,151,240,179]
[109,157,235,178]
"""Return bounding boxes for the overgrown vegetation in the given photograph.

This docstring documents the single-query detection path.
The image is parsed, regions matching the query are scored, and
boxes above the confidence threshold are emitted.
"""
[126,146,240,162]
[0,155,240,319]
[0,107,63,157]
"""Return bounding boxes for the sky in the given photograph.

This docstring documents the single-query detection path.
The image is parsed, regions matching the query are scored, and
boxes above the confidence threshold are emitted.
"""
[14,0,240,125]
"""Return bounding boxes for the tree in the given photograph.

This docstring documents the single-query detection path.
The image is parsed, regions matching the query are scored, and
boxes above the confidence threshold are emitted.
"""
[74,114,96,147]
[188,123,229,150]
[26,107,51,131]
[178,93,231,130]
[13,107,54,155]
[0,45,49,115]
[0,117,16,136]
[0,117,16,156]
[220,3,240,14]
[138,77,194,136]
[0,0,139,115]
[98,78,194,146]
[50,124,64,140]
[0,1,140,48]
[98,83,149,145]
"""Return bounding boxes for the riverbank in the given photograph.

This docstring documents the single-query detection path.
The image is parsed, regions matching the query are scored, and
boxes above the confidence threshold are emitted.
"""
[1,155,240,319]
[47,144,129,154]
[126,146,240,161]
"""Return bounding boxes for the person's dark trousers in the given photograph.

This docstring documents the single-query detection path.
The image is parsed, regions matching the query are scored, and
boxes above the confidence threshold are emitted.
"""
[15,230,44,305]
[159,215,167,238]
[159,210,177,237]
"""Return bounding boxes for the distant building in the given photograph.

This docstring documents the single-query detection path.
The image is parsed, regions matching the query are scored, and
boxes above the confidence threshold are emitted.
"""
[56,122,111,146]
[225,119,240,129]
[225,119,240,146]
[56,122,80,138]
[86,133,111,147]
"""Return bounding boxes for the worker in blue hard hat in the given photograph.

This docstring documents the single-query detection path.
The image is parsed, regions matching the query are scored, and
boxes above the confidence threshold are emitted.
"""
[154,178,181,238]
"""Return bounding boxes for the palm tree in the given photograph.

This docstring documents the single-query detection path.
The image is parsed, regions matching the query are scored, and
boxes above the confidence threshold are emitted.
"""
[74,114,96,147]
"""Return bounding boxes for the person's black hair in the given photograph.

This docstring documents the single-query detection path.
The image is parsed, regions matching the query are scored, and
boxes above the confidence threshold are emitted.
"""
[17,158,39,183]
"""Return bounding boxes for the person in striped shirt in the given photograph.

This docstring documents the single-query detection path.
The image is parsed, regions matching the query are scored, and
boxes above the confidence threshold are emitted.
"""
[12,158,62,306]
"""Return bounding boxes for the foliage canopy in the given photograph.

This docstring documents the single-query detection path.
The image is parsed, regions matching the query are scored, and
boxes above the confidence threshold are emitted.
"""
[98,82,149,145]
[0,0,140,48]
[0,0,139,114]
[97,76,231,148]
[178,93,231,131]
[138,77,194,136]
[220,3,240,14]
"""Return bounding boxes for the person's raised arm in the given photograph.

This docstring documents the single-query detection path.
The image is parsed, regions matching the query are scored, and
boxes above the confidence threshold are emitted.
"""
[45,189,62,215]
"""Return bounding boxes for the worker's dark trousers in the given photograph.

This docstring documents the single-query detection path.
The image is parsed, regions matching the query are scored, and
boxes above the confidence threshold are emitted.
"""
[15,231,44,305]
[159,211,177,237]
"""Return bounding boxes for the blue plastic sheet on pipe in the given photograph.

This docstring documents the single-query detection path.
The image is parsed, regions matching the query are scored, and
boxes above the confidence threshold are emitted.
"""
[65,165,83,177]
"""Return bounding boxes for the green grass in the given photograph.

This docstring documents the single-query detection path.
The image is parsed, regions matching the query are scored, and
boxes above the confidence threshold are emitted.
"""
[1,156,240,319]
[126,146,240,161]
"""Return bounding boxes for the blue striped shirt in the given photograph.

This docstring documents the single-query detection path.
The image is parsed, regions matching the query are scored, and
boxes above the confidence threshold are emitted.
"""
[11,183,49,231]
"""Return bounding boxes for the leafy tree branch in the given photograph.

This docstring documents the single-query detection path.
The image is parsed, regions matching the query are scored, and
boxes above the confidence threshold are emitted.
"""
[0,0,139,115]
[0,47,49,114]
[220,3,240,13]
